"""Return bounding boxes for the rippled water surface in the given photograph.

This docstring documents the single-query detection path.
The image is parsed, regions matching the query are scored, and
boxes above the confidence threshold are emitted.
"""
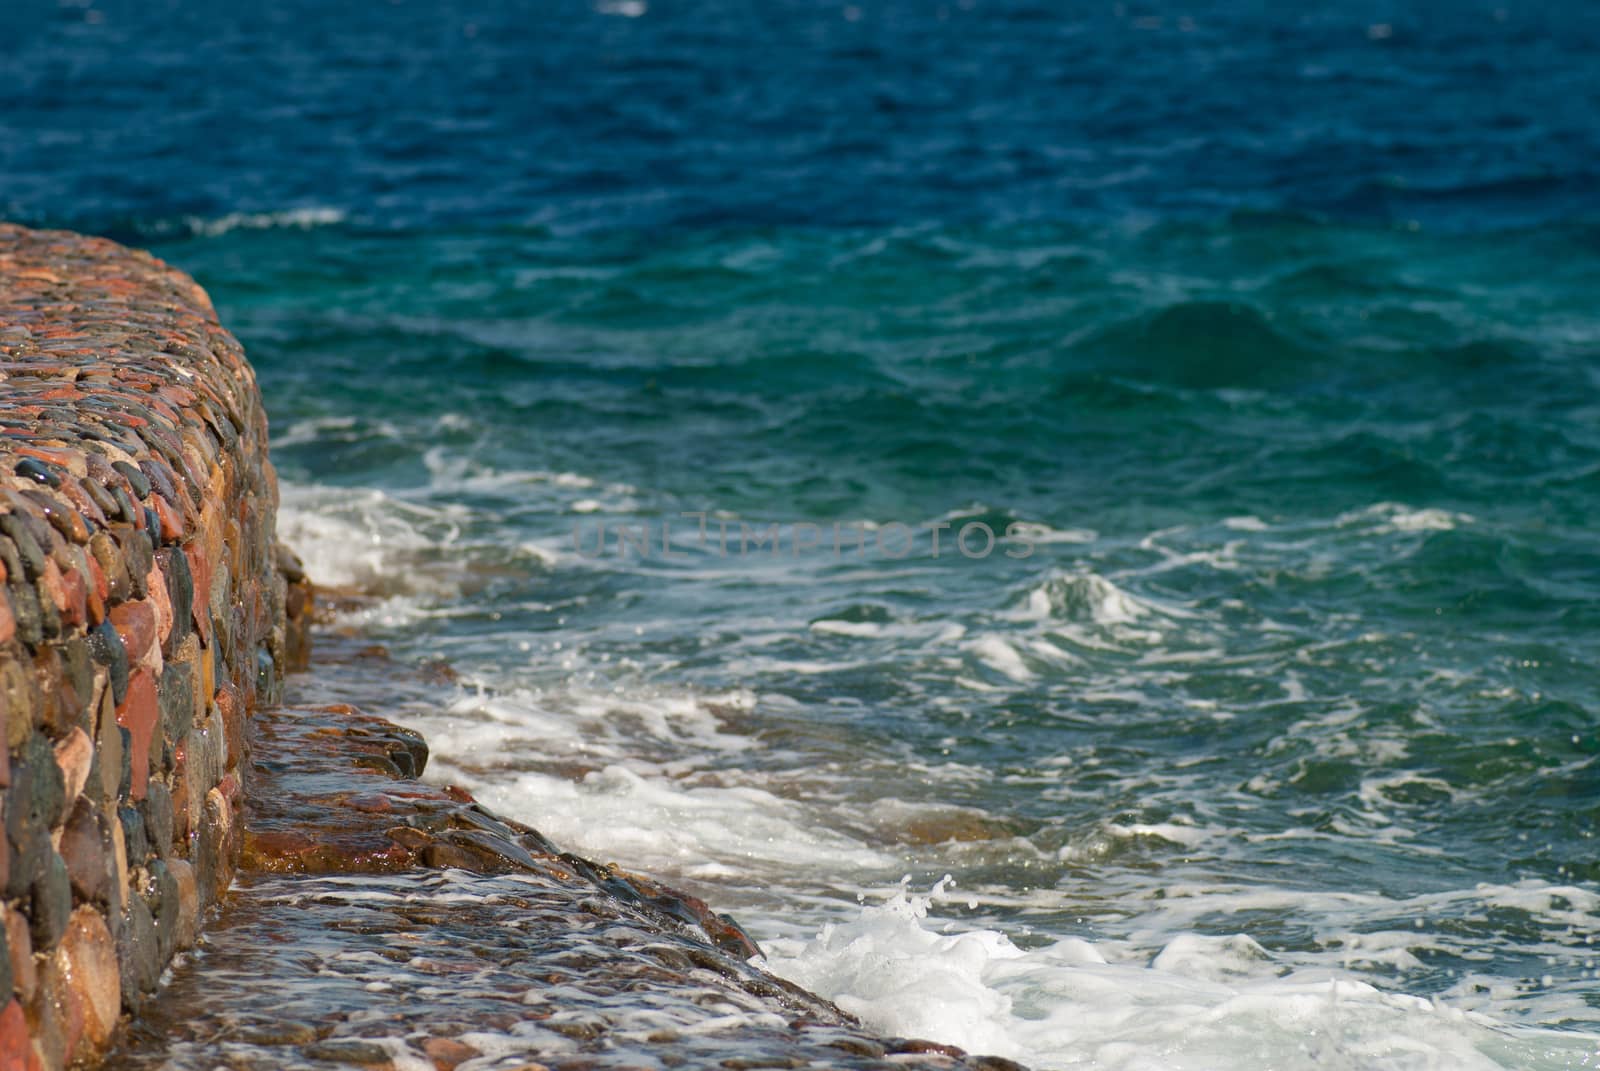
[7,2,1600,1066]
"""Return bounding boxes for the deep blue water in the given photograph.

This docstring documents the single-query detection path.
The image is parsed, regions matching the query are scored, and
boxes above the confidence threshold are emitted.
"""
[6,0,1600,234]
[5,3,1600,1067]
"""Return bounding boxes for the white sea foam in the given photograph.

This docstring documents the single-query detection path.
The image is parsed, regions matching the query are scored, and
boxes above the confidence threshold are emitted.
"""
[273,415,402,449]
[457,764,890,880]
[420,448,637,503]
[1019,570,1151,625]
[185,206,346,237]
[277,482,466,597]
[1338,502,1475,534]
[389,681,892,883]
[1005,520,1099,544]
[968,634,1035,681]
[274,480,1600,1069]
[763,882,1600,1070]
[809,619,884,637]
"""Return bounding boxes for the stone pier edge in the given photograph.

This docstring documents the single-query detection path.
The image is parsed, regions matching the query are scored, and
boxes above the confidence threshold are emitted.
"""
[0,225,1032,1071]
[0,223,313,1069]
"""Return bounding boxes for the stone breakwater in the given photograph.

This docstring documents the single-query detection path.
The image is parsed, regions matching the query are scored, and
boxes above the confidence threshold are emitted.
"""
[0,226,1027,1071]
[0,223,311,1069]
[108,640,1028,1071]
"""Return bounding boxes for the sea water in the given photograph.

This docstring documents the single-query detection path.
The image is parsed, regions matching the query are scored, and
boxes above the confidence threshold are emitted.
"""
[6,2,1600,1066]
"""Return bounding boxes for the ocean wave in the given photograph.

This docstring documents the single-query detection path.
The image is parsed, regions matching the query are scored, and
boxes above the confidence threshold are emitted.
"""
[183,207,347,238]
[1337,501,1474,534]
[761,881,1592,1070]
[1017,570,1156,625]
[1071,300,1324,391]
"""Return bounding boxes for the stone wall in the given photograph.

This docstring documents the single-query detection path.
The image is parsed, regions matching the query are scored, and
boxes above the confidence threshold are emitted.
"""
[0,224,309,1069]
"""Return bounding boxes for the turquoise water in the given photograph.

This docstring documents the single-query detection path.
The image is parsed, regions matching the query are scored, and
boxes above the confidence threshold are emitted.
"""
[148,215,1600,1068]
[8,0,1600,1064]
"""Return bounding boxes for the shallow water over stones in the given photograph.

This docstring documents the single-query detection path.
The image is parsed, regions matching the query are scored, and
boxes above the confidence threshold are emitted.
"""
[106,632,1025,1071]
[112,870,1021,1070]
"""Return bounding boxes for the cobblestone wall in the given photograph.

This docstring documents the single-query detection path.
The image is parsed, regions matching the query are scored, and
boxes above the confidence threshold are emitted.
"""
[0,224,309,1069]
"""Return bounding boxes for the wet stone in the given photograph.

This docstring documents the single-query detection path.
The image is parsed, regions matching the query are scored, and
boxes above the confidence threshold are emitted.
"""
[81,480,120,529]
[23,731,66,830]
[91,685,123,806]
[167,857,199,950]
[1,665,33,749]
[215,681,244,771]
[30,647,64,735]
[100,691,1019,1069]
[119,806,150,867]
[151,495,184,542]
[117,894,161,1008]
[110,598,158,671]
[145,859,180,963]
[4,825,45,905]
[111,487,140,532]
[53,726,93,805]
[3,906,35,1004]
[254,646,275,701]
[239,1023,318,1046]
[57,636,95,731]
[275,543,306,584]
[140,781,174,859]
[87,616,129,707]
[6,582,43,647]
[116,668,159,800]
[30,847,71,951]
[303,1040,393,1064]
[434,829,544,873]
[112,460,151,499]
[352,754,403,778]
[0,538,18,587]
[138,461,180,512]
[421,1037,480,1070]
[420,841,484,871]
[21,489,90,544]
[448,806,515,841]
[0,514,47,579]
[59,798,109,904]
[31,954,71,1071]
[0,904,9,1003]
[117,725,133,801]
[158,657,195,740]
[198,788,233,903]
[13,456,60,488]
[158,547,192,649]
[384,826,433,852]
[59,907,120,1055]
[971,1057,1030,1071]
[89,529,131,603]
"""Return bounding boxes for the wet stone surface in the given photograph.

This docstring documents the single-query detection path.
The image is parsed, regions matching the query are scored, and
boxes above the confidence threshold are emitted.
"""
[106,673,1026,1071]
[112,870,1028,1071]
